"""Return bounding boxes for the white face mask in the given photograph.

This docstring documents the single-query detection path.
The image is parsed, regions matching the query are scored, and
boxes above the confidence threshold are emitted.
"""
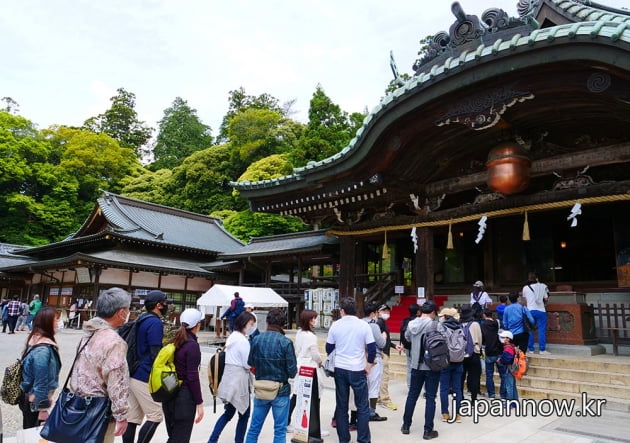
[55,319,64,331]
[246,324,257,336]
[125,311,131,323]
[380,313,390,321]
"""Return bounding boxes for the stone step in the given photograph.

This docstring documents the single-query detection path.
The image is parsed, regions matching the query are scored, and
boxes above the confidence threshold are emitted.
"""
[512,386,630,413]
[518,375,630,400]
[528,365,630,386]
[528,355,630,375]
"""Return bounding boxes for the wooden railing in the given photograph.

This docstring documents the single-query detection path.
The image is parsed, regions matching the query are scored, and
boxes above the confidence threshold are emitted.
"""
[591,303,630,342]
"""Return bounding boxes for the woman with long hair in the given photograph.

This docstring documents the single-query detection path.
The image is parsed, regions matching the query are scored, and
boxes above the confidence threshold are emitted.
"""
[19,306,62,429]
[162,308,205,442]
[208,310,256,443]
[288,309,328,436]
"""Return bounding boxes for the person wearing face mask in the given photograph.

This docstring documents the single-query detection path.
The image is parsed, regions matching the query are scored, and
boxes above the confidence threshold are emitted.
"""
[123,290,173,443]
[208,311,256,443]
[497,330,518,404]
[288,309,329,437]
[19,307,62,429]
[376,304,398,411]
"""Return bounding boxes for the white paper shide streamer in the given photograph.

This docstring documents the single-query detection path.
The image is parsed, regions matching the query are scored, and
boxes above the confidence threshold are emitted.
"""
[475,216,488,244]
[411,227,418,253]
[567,203,582,227]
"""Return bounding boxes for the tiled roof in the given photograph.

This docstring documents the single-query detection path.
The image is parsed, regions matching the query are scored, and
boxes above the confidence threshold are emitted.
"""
[76,192,244,253]
[219,230,338,258]
[0,249,215,276]
[232,0,630,193]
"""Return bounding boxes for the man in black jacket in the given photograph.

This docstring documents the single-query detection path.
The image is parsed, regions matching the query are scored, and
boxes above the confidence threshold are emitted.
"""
[480,309,503,398]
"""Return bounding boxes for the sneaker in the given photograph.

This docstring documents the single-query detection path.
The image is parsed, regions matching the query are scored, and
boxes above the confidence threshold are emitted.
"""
[423,430,439,440]
[539,350,552,354]
[369,413,387,422]
[441,413,451,422]
[380,402,398,411]
[456,414,462,423]
[320,429,330,437]
[401,425,410,435]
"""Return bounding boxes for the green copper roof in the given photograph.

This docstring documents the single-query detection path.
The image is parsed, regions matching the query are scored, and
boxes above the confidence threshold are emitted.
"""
[233,0,630,194]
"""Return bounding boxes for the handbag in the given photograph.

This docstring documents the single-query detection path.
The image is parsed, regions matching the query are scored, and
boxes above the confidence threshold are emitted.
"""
[40,333,113,443]
[522,307,537,332]
[253,379,282,400]
[323,350,335,377]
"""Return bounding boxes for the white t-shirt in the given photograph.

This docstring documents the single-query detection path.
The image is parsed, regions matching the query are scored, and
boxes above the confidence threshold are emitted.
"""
[224,330,250,368]
[326,315,375,372]
[523,282,549,311]
[470,291,493,307]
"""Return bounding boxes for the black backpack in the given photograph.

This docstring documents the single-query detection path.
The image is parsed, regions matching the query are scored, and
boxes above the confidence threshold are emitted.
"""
[118,313,154,375]
[208,348,226,413]
[421,322,450,371]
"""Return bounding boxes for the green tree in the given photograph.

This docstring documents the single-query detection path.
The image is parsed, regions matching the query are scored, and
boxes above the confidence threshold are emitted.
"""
[1,97,19,114]
[162,144,246,215]
[223,210,306,242]
[83,87,153,157]
[237,153,293,184]
[149,97,213,170]
[294,85,365,166]
[120,168,172,205]
[217,87,283,143]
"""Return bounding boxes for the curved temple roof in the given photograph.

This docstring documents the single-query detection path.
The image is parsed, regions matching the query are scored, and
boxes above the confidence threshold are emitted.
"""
[233,0,630,195]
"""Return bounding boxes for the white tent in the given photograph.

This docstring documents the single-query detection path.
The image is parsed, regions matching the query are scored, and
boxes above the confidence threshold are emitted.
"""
[196,284,288,315]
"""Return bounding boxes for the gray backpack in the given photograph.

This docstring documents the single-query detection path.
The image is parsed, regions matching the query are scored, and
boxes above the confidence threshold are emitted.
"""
[443,325,466,363]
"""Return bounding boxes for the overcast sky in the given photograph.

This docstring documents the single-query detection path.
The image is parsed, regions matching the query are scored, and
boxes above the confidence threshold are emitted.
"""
[2,0,628,135]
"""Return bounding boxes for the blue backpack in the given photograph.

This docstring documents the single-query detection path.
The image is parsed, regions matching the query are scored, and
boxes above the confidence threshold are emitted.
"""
[462,322,475,357]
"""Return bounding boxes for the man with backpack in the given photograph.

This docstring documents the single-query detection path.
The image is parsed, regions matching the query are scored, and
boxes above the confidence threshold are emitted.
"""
[399,303,420,389]
[459,304,482,404]
[122,290,172,443]
[221,292,245,332]
[401,301,441,440]
[437,307,465,423]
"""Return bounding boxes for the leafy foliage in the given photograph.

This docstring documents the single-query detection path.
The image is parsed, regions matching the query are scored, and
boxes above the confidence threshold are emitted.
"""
[222,210,306,242]
[83,88,153,157]
[294,85,365,166]
[150,97,213,170]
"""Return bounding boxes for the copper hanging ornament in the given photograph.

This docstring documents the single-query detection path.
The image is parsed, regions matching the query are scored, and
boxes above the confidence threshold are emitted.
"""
[486,143,531,195]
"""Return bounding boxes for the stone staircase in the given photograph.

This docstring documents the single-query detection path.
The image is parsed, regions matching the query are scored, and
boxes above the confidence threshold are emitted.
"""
[315,336,630,412]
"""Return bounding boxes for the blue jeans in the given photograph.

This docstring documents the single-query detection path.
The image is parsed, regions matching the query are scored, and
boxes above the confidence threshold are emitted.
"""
[403,368,440,433]
[245,395,289,443]
[27,314,35,331]
[439,363,463,415]
[484,355,499,397]
[498,366,518,401]
[333,367,370,443]
[209,402,250,443]
[528,310,547,351]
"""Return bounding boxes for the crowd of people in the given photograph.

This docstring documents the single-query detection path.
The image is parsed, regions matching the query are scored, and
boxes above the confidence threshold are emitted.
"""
[4,272,548,442]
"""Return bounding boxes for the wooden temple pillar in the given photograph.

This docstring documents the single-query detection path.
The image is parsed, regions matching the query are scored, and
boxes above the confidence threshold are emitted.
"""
[339,236,361,312]
[414,228,434,300]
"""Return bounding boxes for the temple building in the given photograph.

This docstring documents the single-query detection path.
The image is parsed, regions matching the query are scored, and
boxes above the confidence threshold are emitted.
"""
[234,0,630,318]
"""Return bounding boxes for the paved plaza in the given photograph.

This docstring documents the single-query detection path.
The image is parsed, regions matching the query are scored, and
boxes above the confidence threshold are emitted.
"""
[0,327,628,442]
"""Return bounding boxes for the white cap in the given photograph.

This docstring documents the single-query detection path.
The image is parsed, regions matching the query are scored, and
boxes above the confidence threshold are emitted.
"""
[498,330,513,340]
[473,280,484,287]
[244,303,254,309]
[179,308,203,329]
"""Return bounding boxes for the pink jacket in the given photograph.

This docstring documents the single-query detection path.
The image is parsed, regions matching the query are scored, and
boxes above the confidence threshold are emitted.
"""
[70,317,129,422]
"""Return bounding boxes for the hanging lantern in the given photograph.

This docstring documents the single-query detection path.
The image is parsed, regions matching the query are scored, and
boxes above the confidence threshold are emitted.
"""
[486,143,531,195]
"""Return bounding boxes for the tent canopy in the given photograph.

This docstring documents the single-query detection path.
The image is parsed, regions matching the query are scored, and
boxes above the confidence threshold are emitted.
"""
[196,284,288,315]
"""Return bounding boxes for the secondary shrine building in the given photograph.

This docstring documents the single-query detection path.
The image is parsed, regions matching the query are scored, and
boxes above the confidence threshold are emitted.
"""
[235,0,630,313]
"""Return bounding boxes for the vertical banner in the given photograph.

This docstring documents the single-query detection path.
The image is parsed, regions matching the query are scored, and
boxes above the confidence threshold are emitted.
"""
[291,366,322,443]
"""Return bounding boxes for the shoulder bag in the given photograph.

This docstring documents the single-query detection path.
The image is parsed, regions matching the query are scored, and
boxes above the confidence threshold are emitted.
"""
[522,306,537,332]
[40,333,113,443]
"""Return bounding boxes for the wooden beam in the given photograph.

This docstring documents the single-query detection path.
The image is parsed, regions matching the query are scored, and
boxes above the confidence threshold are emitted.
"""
[426,142,630,196]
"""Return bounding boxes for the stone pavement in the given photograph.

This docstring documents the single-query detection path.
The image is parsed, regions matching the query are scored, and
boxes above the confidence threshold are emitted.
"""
[1,328,629,442]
